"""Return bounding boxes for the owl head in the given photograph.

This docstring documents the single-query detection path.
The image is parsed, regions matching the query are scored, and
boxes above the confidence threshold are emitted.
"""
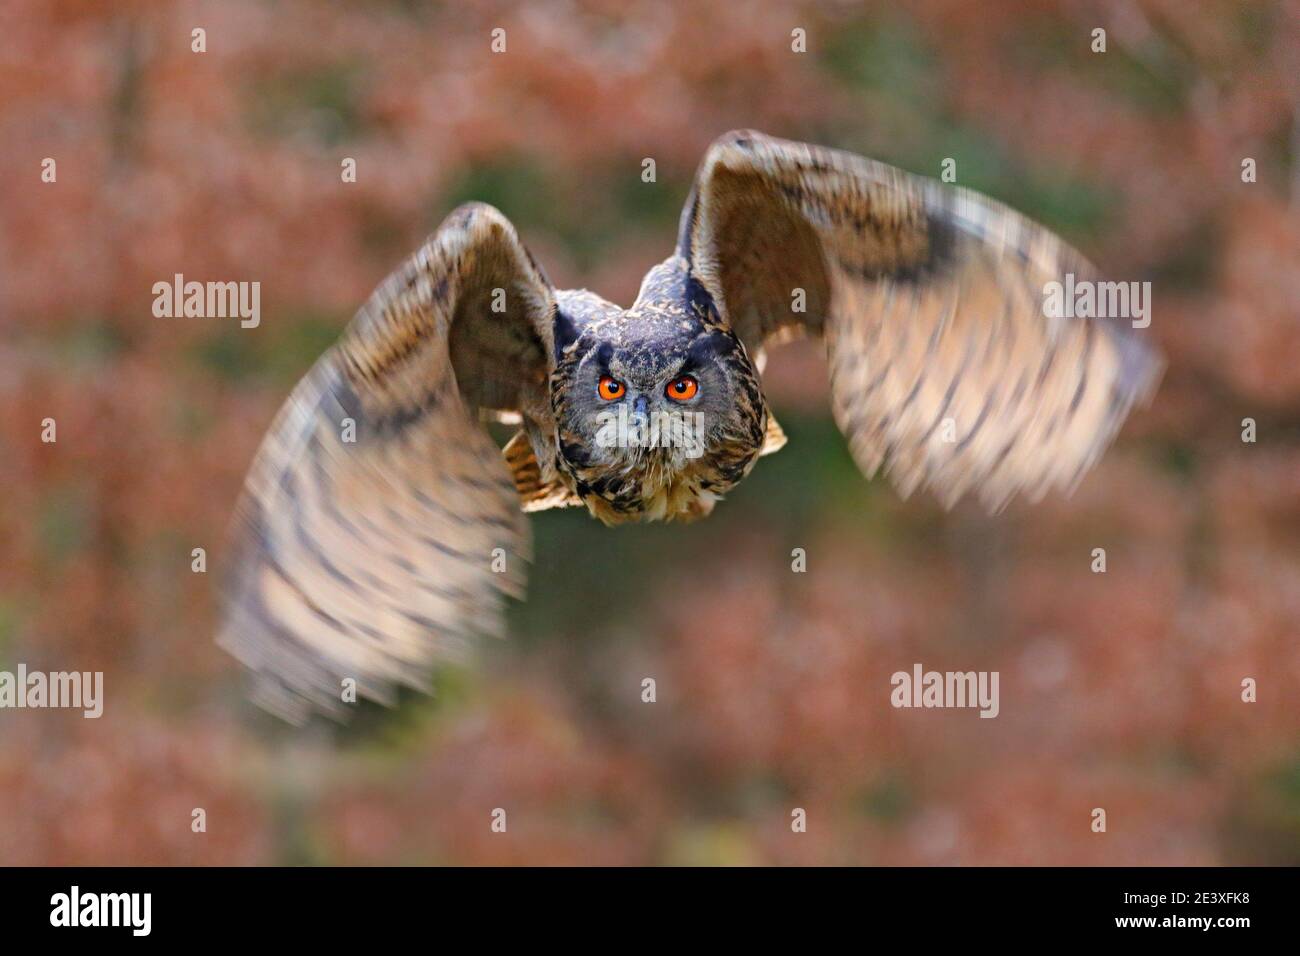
[549,278,766,513]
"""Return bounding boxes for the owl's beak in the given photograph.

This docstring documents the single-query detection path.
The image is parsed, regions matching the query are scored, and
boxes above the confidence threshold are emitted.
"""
[632,395,649,421]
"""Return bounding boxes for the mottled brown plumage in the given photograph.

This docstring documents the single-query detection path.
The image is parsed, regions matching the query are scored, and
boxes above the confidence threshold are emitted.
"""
[219,131,1161,721]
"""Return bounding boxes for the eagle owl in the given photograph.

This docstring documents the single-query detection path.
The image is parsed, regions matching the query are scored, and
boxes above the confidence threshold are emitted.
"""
[220,131,1161,722]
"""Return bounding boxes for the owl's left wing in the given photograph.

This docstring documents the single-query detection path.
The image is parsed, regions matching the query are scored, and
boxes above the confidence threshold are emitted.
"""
[679,130,1162,509]
[219,203,555,723]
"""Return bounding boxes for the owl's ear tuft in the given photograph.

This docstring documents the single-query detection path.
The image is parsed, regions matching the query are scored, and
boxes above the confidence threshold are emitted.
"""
[553,308,580,360]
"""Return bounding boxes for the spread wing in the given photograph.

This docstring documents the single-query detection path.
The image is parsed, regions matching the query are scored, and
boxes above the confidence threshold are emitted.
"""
[218,203,556,723]
[679,130,1162,509]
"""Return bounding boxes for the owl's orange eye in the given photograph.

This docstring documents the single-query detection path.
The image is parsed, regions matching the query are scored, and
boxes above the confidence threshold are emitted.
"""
[598,376,625,401]
[666,376,699,402]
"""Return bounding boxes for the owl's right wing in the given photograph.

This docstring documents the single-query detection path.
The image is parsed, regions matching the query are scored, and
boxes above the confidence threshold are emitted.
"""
[680,130,1162,510]
[219,203,557,723]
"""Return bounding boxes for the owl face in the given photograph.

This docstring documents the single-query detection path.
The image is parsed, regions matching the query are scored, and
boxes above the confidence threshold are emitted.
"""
[556,310,743,460]
[549,298,767,520]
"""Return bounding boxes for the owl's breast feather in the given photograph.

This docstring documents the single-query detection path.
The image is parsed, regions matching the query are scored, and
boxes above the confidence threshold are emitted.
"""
[579,470,719,525]
[564,443,759,526]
